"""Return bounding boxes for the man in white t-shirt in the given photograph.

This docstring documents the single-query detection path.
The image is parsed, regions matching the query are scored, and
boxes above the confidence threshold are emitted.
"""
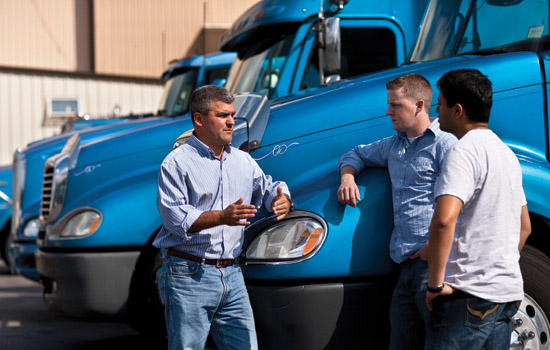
[424,69,531,350]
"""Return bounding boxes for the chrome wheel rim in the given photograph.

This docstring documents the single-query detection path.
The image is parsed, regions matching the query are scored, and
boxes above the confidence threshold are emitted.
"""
[511,294,550,350]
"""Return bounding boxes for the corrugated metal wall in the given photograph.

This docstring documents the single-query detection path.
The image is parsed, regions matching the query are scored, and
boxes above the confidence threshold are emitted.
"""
[0,71,163,165]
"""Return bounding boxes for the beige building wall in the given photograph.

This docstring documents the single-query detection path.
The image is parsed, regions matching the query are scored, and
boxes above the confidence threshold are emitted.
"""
[0,0,93,72]
[93,0,257,78]
[0,0,257,77]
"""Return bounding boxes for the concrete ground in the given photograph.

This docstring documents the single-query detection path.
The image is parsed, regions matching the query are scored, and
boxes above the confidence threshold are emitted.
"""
[0,261,159,350]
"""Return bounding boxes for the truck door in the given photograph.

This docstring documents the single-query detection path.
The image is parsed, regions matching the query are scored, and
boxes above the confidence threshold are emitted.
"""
[297,19,407,92]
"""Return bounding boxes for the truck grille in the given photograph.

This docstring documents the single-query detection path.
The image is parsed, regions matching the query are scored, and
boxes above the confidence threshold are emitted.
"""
[40,162,54,221]
[38,133,80,226]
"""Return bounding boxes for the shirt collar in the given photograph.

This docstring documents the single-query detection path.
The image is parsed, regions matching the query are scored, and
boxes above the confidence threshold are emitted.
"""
[397,118,441,139]
[188,132,233,158]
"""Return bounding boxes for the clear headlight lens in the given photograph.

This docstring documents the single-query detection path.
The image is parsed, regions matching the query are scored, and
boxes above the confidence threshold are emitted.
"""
[23,218,41,238]
[245,218,325,261]
[58,210,102,238]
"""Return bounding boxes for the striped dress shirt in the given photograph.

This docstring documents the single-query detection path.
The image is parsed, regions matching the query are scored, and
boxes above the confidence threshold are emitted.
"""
[338,119,456,263]
[154,133,290,259]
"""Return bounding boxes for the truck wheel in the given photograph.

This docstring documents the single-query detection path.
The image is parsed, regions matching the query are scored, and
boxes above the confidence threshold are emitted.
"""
[513,245,550,350]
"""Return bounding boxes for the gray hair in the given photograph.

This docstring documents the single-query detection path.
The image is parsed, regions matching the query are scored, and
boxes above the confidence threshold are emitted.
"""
[190,85,234,117]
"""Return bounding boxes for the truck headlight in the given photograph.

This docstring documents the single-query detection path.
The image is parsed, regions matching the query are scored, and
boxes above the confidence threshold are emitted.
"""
[52,208,102,238]
[23,218,41,238]
[245,217,326,263]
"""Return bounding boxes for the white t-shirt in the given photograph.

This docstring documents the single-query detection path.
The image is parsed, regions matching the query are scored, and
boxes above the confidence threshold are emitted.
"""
[434,129,526,303]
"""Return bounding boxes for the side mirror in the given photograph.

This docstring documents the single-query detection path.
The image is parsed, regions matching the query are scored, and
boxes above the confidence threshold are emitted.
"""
[323,17,341,73]
[325,74,341,85]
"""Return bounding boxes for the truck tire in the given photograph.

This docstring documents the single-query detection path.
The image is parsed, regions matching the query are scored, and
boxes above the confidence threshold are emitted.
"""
[513,245,550,350]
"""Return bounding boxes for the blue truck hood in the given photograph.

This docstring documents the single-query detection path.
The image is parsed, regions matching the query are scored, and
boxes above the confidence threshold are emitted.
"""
[261,52,542,146]
[18,116,168,220]
[71,52,543,173]
[23,116,166,157]
[74,116,193,169]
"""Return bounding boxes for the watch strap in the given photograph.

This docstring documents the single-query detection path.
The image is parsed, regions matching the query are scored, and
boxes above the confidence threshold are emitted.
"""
[426,283,445,293]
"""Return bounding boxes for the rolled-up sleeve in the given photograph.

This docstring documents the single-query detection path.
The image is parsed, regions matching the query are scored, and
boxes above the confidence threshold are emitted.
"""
[157,163,204,236]
[338,136,393,173]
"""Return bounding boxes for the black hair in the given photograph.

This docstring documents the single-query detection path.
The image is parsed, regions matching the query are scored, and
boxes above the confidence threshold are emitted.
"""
[437,69,492,123]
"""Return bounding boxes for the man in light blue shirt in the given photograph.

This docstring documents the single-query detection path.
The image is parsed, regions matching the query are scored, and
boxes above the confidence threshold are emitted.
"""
[338,73,456,349]
[155,85,291,350]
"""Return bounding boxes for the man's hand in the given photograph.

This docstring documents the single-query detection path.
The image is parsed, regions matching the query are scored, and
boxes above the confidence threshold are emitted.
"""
[271,186,291,220]
[338,172,361,207]
[221,197,257,226]
[426,284,454,312]
[410,243,429,261]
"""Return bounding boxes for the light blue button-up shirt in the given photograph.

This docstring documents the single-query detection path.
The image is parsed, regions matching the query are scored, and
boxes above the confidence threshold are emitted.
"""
[338,119,456,263]
[154,133,290,259]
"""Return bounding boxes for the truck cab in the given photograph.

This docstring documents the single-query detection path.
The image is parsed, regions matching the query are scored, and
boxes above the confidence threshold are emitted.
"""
[9,52,235,280]
[33,0,431,339]
[222,0,429,98]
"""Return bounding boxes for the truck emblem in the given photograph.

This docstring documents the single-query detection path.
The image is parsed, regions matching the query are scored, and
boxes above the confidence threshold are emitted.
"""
[254,143,299,161]
[74,164,102,176]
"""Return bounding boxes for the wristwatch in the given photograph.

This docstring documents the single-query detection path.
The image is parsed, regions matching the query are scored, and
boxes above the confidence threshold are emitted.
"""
[426,283,445,293]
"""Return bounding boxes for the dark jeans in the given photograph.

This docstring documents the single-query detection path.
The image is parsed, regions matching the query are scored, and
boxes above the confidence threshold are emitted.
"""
[389,258,431,350]
[425,291,519,350]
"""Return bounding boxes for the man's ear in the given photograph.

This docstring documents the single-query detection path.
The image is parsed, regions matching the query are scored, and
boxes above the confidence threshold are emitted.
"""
[193,112,203,127]
[454,103,465,120]
[415,99,424,115]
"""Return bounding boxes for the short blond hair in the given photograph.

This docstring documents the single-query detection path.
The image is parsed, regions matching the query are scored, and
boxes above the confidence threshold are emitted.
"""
[386,73,432,111]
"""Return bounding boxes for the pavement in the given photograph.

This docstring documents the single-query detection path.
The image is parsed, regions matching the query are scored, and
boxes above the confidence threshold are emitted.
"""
[0,261,159,350]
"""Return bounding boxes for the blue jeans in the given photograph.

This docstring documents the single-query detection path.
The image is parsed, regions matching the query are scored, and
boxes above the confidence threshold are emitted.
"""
[389,258,432,350]
[425,291,519,350]
[157,253,258,350]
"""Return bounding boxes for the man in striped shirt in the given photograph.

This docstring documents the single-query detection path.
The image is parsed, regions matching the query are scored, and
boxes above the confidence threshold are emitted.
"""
[154,85,291,350]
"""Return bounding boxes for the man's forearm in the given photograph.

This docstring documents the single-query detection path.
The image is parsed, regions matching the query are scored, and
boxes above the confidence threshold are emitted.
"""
[427,220,455,287]
[188,210,223,233]
[427,195,462,287]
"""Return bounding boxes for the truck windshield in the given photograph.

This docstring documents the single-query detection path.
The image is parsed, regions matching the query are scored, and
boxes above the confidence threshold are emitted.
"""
[157,68,199,116]
[225,34,295,99]
[410,0,550,62]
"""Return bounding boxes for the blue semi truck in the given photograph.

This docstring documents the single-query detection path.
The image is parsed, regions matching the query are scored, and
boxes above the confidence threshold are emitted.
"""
[8,52,235,279]
[38,0,550,349]
[32,0,430,338]
[223,2,550,349]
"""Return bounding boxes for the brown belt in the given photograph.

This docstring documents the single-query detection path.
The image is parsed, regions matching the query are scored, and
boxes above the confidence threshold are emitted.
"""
[167,248,237,267]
